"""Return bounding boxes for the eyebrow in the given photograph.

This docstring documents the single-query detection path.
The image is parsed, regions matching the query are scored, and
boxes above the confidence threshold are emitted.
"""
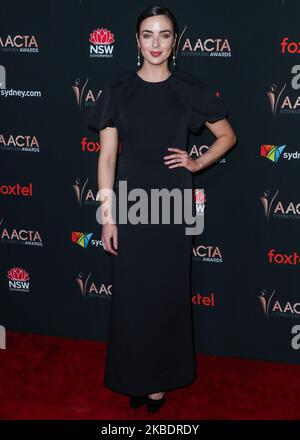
[142,29,172,33]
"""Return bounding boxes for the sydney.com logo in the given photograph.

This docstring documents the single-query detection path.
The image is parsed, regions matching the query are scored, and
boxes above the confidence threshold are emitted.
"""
[260,144,300,163]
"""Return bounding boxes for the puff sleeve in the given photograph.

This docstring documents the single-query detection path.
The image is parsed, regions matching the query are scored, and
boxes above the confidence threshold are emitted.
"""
[87,83,116,132]
[186,77,228,133]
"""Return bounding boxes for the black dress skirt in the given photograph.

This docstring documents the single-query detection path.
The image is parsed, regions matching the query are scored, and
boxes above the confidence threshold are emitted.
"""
[87,69,228,396]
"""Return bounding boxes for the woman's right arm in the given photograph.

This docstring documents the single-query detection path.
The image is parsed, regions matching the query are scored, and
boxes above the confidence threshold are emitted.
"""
[98,126,119,255]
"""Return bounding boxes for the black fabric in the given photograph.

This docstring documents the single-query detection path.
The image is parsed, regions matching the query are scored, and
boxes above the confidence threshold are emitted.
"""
[87,84,116,131]
[87,70,228,395]
[87,69,228,133]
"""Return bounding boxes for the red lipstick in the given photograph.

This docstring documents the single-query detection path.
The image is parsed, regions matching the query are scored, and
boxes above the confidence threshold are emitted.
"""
[150,51,162,57]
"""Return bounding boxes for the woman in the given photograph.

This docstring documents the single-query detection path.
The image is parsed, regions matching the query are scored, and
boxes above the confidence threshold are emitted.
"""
[88,5,237,414]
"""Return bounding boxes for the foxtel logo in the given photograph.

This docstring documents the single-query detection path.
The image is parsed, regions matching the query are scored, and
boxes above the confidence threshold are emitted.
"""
[0,183,32,196]
[192,292,215,306]
[281,37,300,54]
[267,249,300,265]
[81,137,122,153]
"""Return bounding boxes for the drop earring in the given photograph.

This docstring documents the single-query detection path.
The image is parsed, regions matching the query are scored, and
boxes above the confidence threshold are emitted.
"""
[137,46,141,66]
[172,46,176,67]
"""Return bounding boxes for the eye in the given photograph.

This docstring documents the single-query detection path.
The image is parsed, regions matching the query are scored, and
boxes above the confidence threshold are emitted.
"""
[143,33,151,39]
[161,33,171,38]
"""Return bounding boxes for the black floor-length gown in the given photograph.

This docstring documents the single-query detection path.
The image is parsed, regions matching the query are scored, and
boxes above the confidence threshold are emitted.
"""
[87,69,228,396]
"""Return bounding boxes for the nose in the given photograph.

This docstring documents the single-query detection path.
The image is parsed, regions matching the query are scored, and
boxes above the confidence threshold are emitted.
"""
[152,36,160,48]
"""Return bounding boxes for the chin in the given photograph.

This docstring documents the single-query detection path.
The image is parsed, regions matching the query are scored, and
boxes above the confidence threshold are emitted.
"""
[147,56,167,64]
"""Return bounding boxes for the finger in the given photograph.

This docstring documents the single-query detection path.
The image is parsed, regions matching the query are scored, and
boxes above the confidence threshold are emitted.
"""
[110,248,118,255]
[168,162,185,169]
[107,237,118,255]
[163,153,179,159]
[113,232,118,250]
[165,158,182,165]
[106,242,117,255]
[167,147,185,153]
[102,237,111,252]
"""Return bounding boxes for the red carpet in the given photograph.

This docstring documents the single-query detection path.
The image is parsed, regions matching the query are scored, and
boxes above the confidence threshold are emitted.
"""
[1,330,300,420]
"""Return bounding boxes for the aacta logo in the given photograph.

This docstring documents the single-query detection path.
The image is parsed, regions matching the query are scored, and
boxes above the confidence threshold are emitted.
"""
[192,244,223,263]
[0,182,32,197]
[73,177,99,207]
[76,272,112,299]
[267,249,300,266]
[72,78,103,109]
[89,27,115,58]
[1,227,42,246]
[0,35,38,52]
[281,37,300,54]
[192,291,215,307]
[178,27,231,57]
[0,133,40,153]
[189,143,225,163]
[259,289,300,319]
[0,217,43,246]
[7,267,30,292]
[260,189,300,220]
[267,81,300,117]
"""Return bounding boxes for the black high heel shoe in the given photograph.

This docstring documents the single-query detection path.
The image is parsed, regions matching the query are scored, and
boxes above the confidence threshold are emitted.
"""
[146,392,166,414]
[129,394,147,409]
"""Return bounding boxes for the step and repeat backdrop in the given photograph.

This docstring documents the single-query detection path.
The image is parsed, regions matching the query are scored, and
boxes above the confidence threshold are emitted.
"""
[1,1,300,363]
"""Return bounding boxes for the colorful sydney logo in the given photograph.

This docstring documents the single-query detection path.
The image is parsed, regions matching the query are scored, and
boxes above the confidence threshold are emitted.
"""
[72,232,93,248]
[260,144,286,163]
